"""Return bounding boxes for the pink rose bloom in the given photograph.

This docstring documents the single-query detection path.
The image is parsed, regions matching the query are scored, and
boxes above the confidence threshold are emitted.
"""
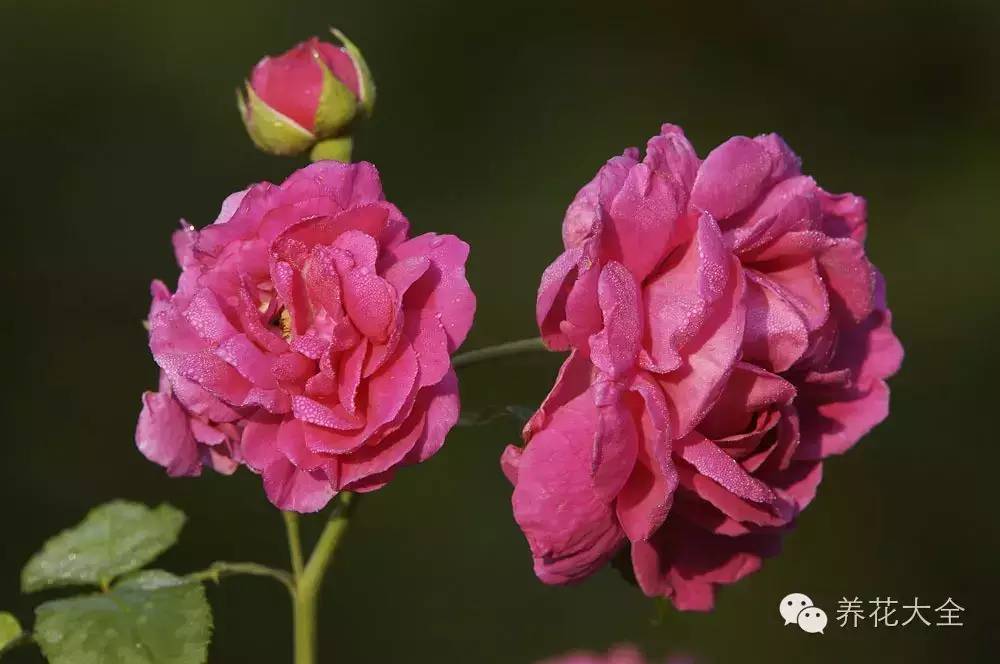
[137,161,475,512]
[503,124,901,609]
[539,646,692,664]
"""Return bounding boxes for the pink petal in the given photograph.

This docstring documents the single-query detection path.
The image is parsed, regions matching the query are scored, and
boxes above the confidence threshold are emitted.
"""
[615,374,677,542]
[262,457,336,513]
[500,444,522,484]
[388,234,476,351]
[606,161,684,282]
[676,433,780,506]
[690,136,773,221]
[756,256,830,332]
[136,389,201,477]
[698,362,795,441]
[589,262,642,379]
[270,260,310,337]
[643,213,730,373]
[511,387,625,584]
[728,176,820,254]
[339,265,396,342]
[405,311,451,388]
[306,342,419,454]
[536,248,581,350]
[645,124,700,194]
[656,254,745,437]
[314,39,361,97]
[404,369,460,464]
[338,409,426,488]
[819,238,876,323]
[183,289,238,345]
[302,245,345,318]
[215,334,276,388]
[384,255,431,299]
[173,350,253,406]
[798,380,891,459]
[590,381,638,502]
[524,349,593,438]
[292,395,365,430]
[241,414,283,473]
[742,271,811,373]
[819,189,867,242]
[337,340,367,414]
[279,161,385,212]
[276,418,328,472]
[250,40,324,130]
[562,151,637,249]
[560,244,604,350]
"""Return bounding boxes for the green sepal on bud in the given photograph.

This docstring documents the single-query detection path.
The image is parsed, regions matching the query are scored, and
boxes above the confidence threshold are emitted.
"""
[331,28,376,117]
[237,84,315,157]
[312,50,358,138]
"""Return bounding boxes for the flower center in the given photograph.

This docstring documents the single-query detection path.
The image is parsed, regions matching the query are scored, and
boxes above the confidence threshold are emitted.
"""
[278,309,294,341]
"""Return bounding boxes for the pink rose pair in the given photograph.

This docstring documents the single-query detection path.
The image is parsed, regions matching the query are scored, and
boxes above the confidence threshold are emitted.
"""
[502,125,902,610]
[137,109,899,610]
[137,161,474,512]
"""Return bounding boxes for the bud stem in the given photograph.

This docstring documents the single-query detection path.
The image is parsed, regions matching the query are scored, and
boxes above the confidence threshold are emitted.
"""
[451,337,549,369]
[309,136,354,163]
[289,493,355,664]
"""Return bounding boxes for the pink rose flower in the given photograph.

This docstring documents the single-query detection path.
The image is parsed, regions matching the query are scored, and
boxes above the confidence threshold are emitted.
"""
[538,646,647,664]
[539,646,692,664]
[137,161,475,512]
[503,124,901,609]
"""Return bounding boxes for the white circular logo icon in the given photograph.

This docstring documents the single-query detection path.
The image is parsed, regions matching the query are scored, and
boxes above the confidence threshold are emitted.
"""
[796,607,828,634]
[779,593,814,625]
[779,592,825,634]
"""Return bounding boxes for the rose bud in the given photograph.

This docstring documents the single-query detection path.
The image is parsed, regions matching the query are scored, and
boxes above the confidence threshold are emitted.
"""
[237,29,375,159]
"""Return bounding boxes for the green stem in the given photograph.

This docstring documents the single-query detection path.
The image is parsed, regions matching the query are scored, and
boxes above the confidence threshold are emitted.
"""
[451,337,548,369]
[291,493,355,664]
[186,561,294,594]
[309,136,353,163]
[283,512,305,580]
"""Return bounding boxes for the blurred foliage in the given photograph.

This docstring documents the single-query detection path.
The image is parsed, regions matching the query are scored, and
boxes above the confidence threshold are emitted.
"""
[1,1,997,662]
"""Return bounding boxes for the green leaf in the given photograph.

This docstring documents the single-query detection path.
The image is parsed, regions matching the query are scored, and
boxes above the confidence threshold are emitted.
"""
[34,571,212,664]
[22,501,186,593]
[0,612,23,654]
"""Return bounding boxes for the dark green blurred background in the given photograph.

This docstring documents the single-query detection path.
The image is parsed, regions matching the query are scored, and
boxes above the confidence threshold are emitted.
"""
[2,1,997,662]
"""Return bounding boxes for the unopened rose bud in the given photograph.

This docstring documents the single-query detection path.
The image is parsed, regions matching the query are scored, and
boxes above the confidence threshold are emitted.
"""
[237,29,375,158]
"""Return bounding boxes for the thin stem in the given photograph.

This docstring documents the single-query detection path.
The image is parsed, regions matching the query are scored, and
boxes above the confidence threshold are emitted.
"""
[185,561,294,595]
[292,492,355,664]
[451,337,548,369]
[283,512,305,580]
